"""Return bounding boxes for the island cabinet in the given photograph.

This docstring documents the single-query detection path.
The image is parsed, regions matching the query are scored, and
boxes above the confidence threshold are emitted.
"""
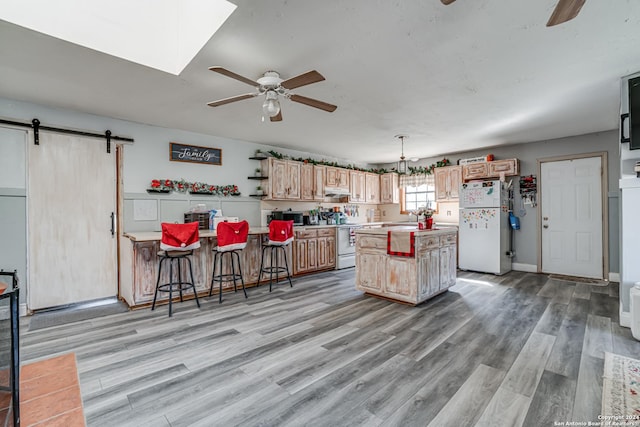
[355,227,457,305]
[267,158,300,200]
[434,165,462,201]
[380,172,399,204]
[293,227,336,275]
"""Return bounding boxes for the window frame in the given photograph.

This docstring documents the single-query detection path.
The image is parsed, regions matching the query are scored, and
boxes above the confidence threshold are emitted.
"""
[399,183,437,215]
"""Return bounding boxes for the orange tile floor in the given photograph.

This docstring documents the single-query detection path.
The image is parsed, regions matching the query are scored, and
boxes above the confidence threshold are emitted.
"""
[1,353,86,427]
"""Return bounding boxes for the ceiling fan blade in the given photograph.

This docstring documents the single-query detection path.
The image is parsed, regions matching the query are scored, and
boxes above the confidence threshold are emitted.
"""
[270,111,283,122]
[209,66,259,87]
[281,70,325,90]
[441,0,456,4]
[207,93,257,107]
[546,0,585,27]
[290,94,337,112]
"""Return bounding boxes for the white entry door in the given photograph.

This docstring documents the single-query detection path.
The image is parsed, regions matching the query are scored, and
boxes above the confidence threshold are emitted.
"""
[28,131,117,310]
[540,156,603,279]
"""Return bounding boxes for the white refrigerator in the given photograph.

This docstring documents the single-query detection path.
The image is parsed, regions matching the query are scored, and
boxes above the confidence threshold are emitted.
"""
[459,180,512,275]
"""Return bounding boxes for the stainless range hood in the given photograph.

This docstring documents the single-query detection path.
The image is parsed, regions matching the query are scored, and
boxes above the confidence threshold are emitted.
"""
[324,187,351,198]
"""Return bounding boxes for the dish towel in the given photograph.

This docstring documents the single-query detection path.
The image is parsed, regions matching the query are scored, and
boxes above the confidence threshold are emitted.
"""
[349,227,357,246]
[387,231,415,257]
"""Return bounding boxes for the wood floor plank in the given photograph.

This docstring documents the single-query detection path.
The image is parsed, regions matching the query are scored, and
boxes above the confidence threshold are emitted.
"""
[522,370,576,427]
[474,387,531,427]
[18,270,621,427]
[571,354,604,423]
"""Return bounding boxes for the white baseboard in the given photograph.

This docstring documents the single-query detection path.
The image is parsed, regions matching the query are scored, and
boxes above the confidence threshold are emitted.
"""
[620,309,631,328]
[512,263,537,273]
[609,272,620,282]
[20,303,27,317]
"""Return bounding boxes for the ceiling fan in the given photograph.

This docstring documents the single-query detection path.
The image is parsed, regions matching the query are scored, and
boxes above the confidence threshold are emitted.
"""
[441,0,586,27]
[207,67,337,122]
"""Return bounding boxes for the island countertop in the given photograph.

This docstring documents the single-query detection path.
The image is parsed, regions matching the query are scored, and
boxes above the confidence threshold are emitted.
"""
[356,226,457,237]
[124,225,339,242]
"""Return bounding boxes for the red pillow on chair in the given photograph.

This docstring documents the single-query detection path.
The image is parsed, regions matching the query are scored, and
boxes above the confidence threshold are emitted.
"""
[268,220,294,245]
[160,222,201,251]
[216,220,249,251]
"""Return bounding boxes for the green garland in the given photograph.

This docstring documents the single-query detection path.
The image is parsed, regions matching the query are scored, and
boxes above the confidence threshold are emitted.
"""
[267,150,449,175]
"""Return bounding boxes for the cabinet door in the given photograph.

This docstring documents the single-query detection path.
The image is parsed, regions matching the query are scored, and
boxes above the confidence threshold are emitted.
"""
[337,169,350,190]
[488,159,519,177]
[418,249,440,299]
[380,173,399,204]
[386,257,417,300]
[434,167,450,201]
[286,161,301,199]
[462,162,489,181]
[439,245,456,291]
[356,252,385,291]
[326,236,336,267]
[133,241,159,303]
[270,158,287,199]
[325,166,338,187]
[448,166,462,199]
[294,239,308,274]
[300,163,314,200]
[313,165,326,201]
[317,237,327,269]
[350,171,365,202]
[307,238,318,271]
[365,173,380,204]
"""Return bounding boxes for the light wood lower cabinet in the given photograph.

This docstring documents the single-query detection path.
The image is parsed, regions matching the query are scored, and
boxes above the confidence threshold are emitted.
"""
[355,229,457,305]
[293,227,336,275]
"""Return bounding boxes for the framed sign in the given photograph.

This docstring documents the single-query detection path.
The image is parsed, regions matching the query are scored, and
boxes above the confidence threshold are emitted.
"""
[169,142,222,165]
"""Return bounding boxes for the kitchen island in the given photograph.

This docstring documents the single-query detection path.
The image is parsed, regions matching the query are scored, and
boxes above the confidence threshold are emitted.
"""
[355,226,457,305]
[120,226,336,308]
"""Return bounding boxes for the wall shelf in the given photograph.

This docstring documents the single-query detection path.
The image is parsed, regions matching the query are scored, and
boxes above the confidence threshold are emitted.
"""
[249,156,268,160]
[249,194,266,198]
[248,176,268,180]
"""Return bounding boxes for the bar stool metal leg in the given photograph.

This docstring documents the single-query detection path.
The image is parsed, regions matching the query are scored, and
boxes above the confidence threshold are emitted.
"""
[186,256,200,308]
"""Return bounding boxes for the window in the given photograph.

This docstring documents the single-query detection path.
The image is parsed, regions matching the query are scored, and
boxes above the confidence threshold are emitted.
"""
[401,183,436,214]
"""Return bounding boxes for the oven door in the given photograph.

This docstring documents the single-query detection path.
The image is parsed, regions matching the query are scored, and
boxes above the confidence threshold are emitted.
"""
[337,227,356,256]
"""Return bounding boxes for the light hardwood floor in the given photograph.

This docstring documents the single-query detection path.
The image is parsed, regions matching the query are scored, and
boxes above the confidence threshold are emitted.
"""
[19,269,639,427]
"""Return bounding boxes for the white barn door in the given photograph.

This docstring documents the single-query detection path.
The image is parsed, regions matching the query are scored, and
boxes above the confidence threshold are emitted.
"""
[28,132,117,310]
[540,156,603,279]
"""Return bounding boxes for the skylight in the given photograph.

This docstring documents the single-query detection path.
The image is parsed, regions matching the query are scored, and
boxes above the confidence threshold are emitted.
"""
[0,0,237,75]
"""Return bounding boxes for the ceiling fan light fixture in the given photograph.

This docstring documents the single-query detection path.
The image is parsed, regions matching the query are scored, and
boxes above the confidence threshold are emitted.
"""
[262,90,281,117]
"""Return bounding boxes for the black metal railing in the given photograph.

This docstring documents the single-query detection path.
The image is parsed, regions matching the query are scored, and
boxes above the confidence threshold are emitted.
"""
[0,270,20,427]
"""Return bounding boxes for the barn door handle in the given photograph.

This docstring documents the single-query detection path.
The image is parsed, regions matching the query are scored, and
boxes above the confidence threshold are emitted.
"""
[110,212,115,236]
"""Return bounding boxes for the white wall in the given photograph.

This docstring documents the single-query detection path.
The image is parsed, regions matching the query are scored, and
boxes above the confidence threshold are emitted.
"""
[378,130,620,273]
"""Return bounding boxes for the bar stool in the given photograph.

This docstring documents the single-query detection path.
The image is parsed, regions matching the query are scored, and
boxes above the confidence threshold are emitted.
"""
[257,220,294,292]
[210,220,250,303]
[152,222,201,317]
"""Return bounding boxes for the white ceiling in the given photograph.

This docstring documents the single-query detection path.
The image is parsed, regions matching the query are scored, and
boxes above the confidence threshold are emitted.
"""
[1,0,639,164]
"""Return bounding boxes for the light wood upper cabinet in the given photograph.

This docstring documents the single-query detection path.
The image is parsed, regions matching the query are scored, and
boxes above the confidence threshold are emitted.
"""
[462,162,489,181]
[313,165,325,201]
[488,159,519,178]
[350,171,366,203]
[326,166,349,191]
[434,165,462,201]
[365,172,380,204]
[300,163,314,201]
[267,158,300,200]
[380,172,399,204]
[462,159,519,181]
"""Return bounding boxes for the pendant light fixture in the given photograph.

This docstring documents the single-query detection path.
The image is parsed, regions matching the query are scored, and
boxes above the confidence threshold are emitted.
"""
[395,134,409,174]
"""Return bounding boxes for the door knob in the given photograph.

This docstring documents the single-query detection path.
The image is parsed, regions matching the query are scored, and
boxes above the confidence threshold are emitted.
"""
[543,224,549,229]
